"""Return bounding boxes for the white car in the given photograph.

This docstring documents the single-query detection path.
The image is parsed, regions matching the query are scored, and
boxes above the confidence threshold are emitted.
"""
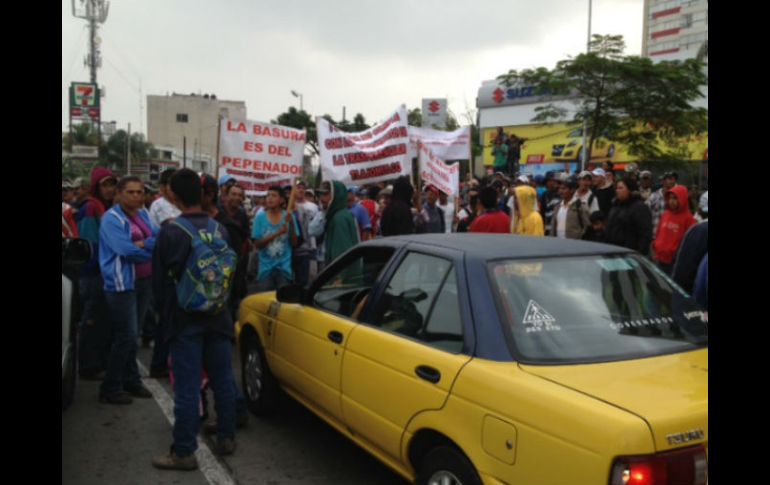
[62,238,91,410]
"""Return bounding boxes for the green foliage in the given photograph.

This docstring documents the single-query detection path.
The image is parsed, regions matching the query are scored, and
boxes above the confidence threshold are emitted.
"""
[497,34,708,162]
[105,130,154,169]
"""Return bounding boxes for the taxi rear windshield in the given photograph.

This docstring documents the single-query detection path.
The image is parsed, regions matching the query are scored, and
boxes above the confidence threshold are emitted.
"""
[490,254,708,364]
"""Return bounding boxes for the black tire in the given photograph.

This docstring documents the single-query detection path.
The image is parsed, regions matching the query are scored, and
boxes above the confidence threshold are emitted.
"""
[241,334,280,415]
[416,446,482,485]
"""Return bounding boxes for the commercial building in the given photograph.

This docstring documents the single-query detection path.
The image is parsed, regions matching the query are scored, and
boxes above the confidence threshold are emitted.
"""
[642,0,708,62]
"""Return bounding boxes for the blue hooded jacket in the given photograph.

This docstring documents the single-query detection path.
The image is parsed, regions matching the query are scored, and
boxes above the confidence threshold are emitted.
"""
[99,204,158,292]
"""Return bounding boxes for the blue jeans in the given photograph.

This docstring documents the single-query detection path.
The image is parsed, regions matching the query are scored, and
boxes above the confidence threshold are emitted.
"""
[78,274,111,375]
[170,324,236,457]
[256,268,291,293]
[293,251,314,288]
[135,277,153,337]
[100,290,142,396]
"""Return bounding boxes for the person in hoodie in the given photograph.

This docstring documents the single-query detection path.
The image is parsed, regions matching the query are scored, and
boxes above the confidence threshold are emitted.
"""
[652,185,696,275]
[605,177,653,256]
[98,176,159,404]
[77,167,118,380]
[380,176,415,237]
[323,180,360,264]
[511,184,545,236]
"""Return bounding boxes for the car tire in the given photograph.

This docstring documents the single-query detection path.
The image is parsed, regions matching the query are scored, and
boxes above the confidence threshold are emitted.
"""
[241,334,280,415]
[416,446,482,485]
[62,333,77,411]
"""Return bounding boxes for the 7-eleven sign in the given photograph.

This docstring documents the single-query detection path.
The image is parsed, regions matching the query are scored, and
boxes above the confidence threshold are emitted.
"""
[70,82,100,108]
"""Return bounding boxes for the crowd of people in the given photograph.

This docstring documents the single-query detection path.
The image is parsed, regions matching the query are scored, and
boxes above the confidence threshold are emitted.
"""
[60,159,708,470]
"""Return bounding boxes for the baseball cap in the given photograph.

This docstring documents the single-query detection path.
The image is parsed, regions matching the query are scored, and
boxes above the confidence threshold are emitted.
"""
[591,168,606,177]
[624,163,638,173]
[218,174,235,187]
[640,170,652,179]
[578,170,593,179]
[661,171,679,180]
[379,185,393,197]
[555,172,569,183]
[533,174,545,184]
[305,188,315,197]
[544,171,556,181]
[516,174,530,184]
[564,176,579,189]
[61,179,74,189]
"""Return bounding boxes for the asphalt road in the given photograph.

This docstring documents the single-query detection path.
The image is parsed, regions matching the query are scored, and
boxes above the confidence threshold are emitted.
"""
[62,343,408,485]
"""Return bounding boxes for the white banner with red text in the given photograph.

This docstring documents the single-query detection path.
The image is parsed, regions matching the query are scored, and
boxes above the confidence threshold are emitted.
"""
[408,125,471,161]
[218,119,306,195]
[418,143,460,197]
[318,105,411,186]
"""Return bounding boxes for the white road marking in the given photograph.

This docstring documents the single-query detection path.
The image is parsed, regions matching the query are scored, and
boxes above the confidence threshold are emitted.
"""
[138,360,237,485]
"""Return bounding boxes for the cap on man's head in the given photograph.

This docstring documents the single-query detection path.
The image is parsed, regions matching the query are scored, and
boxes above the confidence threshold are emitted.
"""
[218,174,235,187]
[661,171,679,180]
[295,180,307,188]
[534,174,545,184]
[379,185,393,197]
[516,174,530,184]
[625,163,638,173]
[591,168,607,178]
[555,172,569,183]
[563,176,579,190]
[62,179,74,189]
[640,170,652,179]
[305,188,315,197]
[544,171,556,181]
[73,177,89,188]
[578,170,593,180]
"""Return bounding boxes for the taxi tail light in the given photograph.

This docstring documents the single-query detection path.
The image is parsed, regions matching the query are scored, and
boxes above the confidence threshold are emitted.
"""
[610,446,707,485]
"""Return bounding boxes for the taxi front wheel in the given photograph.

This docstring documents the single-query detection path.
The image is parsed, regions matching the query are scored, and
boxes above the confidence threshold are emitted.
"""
[416,446,482,485]
[241,334,279,415]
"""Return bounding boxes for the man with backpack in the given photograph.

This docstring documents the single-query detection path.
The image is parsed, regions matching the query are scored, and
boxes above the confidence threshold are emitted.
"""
[573,171,600,214]
[152,169,238,470]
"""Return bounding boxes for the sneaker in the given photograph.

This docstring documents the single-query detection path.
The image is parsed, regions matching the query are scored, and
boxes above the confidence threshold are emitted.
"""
[124,384,153,399]
[152,452,198,471]
[99,391,133,405]
[214,438,236,456]
[149,368,169,379]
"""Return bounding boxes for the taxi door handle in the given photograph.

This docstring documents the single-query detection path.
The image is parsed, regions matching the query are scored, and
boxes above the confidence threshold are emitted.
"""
[328,331,344,344]
[415,365,441,384]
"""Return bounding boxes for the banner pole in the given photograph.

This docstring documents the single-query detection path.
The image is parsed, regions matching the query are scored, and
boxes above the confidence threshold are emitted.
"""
[215,115,222,177]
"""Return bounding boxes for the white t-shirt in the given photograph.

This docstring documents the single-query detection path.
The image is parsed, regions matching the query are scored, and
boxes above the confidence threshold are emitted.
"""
[556,203,570,239]
[572,189,600,214]
[149,196,181,227]
[437,201,454,233]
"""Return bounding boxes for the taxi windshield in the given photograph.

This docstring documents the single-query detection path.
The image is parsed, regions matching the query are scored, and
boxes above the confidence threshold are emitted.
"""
[489,254,708,364]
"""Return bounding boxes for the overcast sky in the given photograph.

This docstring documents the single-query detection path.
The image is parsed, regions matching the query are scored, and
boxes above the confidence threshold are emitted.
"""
[62,0,643,136]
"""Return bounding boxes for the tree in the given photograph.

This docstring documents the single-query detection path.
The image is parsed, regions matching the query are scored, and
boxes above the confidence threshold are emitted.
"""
[497,34,708,162]
[105,130,154,170]
[62,122,99,152]
[272,107,320,155]
[408,108,422,127]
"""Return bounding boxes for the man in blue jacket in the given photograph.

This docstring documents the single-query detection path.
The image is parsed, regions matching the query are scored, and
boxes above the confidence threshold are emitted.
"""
[98,176,158,404]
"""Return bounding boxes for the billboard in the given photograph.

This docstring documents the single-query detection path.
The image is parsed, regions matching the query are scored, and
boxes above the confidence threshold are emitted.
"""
[482,123,708,169]
[69,82,101,121]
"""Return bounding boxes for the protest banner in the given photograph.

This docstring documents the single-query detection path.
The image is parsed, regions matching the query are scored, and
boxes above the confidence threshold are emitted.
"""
[218,119,306,195]
[318,105,411,186]
[408,126,471,161]
[418,142,460,197]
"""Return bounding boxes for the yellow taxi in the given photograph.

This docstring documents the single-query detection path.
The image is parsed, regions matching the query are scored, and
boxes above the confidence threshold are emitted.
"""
[237,234,707,485]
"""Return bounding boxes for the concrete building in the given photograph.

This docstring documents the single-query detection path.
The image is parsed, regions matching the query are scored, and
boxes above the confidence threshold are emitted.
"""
[642,0,708,62]
[147,93,247,174]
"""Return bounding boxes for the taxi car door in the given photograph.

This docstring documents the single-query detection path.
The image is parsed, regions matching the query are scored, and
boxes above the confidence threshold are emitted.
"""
[269,247,394,423]
[341,248,473,462]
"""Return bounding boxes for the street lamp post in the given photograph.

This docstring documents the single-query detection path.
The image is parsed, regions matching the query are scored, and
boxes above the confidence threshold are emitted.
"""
[580,0,592,172]
[291,90,303,111]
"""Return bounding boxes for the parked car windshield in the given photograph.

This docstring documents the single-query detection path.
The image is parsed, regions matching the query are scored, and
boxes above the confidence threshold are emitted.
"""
[489,254,707,364]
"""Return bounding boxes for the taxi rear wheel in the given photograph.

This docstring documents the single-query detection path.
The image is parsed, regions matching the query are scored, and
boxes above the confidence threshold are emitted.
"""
[416,446,482,485]
[241,334,279,415]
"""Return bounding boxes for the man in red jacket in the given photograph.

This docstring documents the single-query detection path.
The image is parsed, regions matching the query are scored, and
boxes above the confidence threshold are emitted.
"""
[652,185,696,275]
[470,186,511,234]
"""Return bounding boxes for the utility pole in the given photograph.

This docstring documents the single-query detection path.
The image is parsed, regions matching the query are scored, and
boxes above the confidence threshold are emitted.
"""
[580,0,592,173]
[72,0,109,154]
[127,123,132,175]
